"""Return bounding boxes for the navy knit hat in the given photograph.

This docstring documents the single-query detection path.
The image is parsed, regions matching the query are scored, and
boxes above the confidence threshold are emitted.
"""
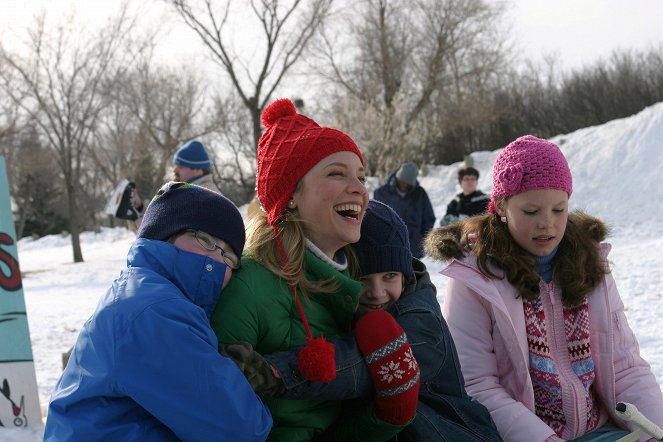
[173,140,212,170]
[137,182,245,257]
[354,200,414,279]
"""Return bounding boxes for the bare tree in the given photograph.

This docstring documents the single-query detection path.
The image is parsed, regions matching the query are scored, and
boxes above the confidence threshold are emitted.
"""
[9,127,66,239]
[169,0,333,149]
[0,7,136,262]
[95,46,220,201]
[206,94,259,203]
[312,0,510,175]
[0,91,20,151]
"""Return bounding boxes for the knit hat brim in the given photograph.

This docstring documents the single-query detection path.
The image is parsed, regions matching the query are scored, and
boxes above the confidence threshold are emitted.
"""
[354,244,414,279]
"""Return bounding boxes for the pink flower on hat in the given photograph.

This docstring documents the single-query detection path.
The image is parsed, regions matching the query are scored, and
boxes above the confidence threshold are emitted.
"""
[497,163,523,194]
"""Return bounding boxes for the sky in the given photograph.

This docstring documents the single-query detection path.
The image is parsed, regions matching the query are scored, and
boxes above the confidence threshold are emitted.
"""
[1,0,662,73]
[5,100,663,440]
[507,0,663,71]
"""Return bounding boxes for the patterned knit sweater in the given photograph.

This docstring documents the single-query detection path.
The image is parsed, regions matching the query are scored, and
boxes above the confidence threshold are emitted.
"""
[524,285,603,438]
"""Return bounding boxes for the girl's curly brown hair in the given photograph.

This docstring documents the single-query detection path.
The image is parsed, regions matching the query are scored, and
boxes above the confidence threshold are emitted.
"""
[425,211,610,306]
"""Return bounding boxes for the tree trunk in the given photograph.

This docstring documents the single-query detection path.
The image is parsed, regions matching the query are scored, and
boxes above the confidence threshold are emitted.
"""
[66,181,84,262]
[251,106,262,151]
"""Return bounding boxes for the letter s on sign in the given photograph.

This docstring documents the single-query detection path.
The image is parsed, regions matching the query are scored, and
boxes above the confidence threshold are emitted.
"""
[0,232,22,291]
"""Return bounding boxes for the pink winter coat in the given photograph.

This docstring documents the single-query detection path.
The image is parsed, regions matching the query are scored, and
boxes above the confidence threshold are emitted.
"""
[439,244,663,442]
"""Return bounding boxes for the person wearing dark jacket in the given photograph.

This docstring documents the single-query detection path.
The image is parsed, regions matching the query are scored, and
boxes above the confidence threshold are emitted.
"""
[374,162,435,258]
[223,201,501,441]
[44,182,272,442]
[440,166,490,226]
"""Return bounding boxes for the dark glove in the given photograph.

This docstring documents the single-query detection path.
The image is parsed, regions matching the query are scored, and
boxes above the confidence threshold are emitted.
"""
[220,341,286,397]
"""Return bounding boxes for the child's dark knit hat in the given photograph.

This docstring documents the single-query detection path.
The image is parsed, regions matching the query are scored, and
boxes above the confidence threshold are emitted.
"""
[457,166,479,182]
[137,182,245,257]
[354,200,414,279]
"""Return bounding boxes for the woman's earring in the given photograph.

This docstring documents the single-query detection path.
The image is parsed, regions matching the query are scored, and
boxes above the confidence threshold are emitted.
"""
[288,199,296,209]
[500,216,507,223]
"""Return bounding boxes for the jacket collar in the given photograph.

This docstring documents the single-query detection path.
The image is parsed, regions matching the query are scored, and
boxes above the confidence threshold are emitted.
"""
[403,258,436,296]
[127,238,226,318]
[387,172,419,194]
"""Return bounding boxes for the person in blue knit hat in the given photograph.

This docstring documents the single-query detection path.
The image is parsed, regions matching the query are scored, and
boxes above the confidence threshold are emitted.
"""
[172,140,221,193]
[44,182,272,441]
[131,140,221,229]
[223,200,502,441]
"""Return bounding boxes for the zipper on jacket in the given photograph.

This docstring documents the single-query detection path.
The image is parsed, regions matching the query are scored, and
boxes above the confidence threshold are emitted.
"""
[542,282,588,439]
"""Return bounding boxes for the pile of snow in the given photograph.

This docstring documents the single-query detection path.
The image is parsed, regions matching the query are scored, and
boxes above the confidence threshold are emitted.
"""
[421,102,663,238]
[8,102,663,441]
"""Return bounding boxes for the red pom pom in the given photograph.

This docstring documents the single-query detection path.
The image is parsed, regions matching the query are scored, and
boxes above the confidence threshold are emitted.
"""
[261,98,297,128]
[298,337,336,383]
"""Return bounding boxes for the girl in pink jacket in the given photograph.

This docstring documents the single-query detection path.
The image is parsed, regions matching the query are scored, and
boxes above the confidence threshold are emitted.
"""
[425,135,663,442]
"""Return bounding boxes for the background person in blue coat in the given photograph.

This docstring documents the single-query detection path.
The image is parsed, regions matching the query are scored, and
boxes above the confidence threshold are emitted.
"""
[44,182,272,442]
[374,162,435,258]
[224,201,501,441]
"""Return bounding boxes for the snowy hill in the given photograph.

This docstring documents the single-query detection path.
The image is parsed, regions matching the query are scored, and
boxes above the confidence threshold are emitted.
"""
[421,102,663,237]
[10,102,663,441]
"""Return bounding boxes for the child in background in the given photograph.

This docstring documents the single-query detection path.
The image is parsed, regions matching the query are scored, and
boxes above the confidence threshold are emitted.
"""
[425,135,663,441]
[45,182,272,441]
[440,165,490,226]
[225,200,501,441]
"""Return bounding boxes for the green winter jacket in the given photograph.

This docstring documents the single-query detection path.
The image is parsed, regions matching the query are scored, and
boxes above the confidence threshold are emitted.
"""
[211,250,403,441]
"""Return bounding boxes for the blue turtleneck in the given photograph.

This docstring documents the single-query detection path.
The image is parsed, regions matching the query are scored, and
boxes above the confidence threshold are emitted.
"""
[531,246,558,283]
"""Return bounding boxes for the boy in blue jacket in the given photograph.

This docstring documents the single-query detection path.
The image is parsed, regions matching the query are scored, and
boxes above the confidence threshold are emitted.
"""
[225,200,500,441]
[44,182,272,442]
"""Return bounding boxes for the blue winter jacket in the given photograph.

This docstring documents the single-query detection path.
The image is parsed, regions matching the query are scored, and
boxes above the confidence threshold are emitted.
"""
[373,174,436,258]
[44,239,272,441]
[265,259,501,441]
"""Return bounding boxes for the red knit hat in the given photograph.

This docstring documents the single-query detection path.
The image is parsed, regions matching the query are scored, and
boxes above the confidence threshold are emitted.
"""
[257,98,363,224]
[256,98,364,383]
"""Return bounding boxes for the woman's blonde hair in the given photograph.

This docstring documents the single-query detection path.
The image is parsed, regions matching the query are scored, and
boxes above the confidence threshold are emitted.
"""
[245,209,357,296]
[456,207,609,306]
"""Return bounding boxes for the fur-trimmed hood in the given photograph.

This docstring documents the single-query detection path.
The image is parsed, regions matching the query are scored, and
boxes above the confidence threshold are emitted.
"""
[424,211,609,261]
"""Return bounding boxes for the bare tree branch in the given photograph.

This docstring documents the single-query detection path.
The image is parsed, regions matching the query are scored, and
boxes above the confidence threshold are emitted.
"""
[0,3,138,262]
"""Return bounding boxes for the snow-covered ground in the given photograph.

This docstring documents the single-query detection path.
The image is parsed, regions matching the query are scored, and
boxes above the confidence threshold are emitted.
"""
[8,102,663,440]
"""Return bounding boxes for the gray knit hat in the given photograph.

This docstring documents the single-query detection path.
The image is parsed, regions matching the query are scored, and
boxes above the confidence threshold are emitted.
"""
[395,162,419,187]
[354,200,413,279]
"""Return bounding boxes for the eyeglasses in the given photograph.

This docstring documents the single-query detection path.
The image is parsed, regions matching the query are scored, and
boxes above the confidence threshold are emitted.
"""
[186,230,240,270]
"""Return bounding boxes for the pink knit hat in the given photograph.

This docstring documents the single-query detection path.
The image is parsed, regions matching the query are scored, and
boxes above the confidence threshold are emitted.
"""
[488,135,572,213]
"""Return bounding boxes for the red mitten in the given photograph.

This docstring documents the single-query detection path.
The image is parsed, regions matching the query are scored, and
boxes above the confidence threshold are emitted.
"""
[355,310,420,425]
